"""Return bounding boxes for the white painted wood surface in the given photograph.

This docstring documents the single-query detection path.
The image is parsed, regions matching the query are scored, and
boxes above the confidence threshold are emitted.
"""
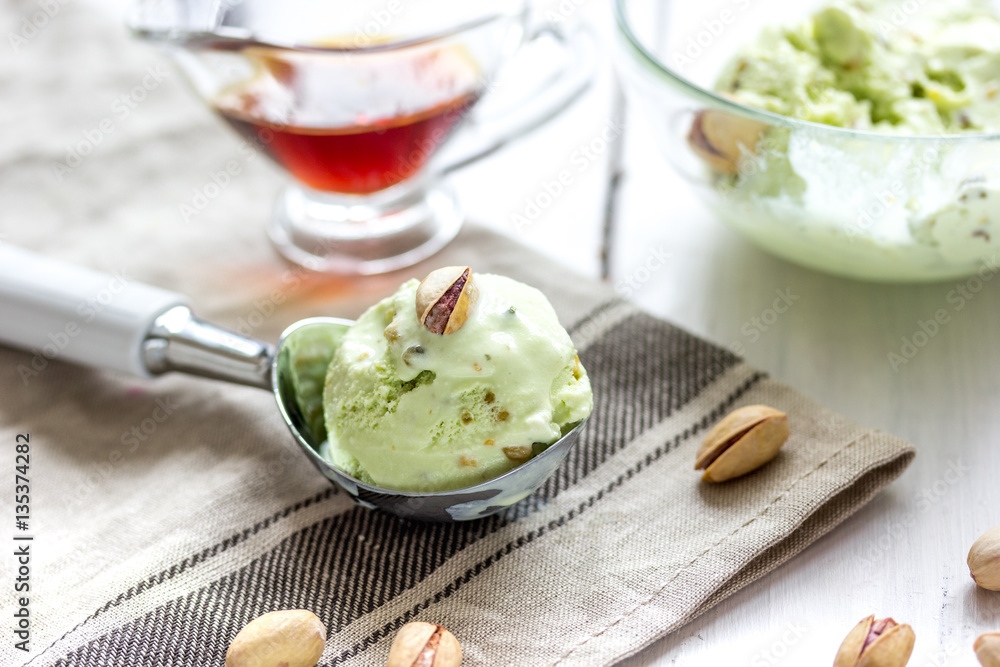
[56,0,1000,664]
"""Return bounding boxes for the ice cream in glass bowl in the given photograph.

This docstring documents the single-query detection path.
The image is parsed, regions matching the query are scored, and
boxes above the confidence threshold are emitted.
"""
[613,0,1000,282]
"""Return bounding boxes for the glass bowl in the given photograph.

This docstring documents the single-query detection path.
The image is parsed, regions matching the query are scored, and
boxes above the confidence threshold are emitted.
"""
[613,0,1000,282]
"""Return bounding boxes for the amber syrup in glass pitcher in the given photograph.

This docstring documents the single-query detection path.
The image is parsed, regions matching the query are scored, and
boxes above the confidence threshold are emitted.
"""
[213,45,482,194]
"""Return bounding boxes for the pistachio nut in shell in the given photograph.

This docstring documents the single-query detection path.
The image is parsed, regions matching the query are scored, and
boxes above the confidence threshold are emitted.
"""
[975,632,1000,667]
[695,405,789,483]
[687,108,768,174]
[833,615,915,667]
[416,266,478,335]
[968,523,1000,591]
[225,609,326,667]
[386,621,462,667]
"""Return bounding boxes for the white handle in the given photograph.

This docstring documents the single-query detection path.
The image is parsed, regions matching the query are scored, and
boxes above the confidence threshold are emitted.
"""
[0,245,187,378]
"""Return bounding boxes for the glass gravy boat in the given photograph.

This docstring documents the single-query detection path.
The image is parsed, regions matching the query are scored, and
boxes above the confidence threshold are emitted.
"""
[128,0,595,274]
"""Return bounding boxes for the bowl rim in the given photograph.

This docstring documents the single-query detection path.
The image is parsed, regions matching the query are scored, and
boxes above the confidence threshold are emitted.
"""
[612,0,1000,144]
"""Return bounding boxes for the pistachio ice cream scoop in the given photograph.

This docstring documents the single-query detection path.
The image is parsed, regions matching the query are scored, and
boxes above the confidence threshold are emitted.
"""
[0,247,591,521]
[320,267,593,493]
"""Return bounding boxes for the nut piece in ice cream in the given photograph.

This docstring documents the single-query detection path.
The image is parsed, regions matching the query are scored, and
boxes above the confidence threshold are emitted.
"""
[225,609,326,667]
[976,633,1000,667]
[687,109,768,174]
[833,615,915,667]
[969,524,1000,591]
[695,404,789,482]
[386,621,462,667]
[416,266,478,335]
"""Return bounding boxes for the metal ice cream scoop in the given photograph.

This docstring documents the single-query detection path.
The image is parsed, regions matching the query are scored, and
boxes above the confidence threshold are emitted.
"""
[0,246,585,521]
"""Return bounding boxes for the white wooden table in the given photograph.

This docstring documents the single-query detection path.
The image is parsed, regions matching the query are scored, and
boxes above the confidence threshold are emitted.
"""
[58,1,1000,664]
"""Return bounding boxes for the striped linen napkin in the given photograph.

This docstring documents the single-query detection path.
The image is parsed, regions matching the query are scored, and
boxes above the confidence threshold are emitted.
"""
[1,223,914,666]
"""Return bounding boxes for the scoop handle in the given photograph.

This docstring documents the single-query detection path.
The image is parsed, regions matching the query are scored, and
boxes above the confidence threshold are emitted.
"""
[0,244,189,378]
[0,245,276,388]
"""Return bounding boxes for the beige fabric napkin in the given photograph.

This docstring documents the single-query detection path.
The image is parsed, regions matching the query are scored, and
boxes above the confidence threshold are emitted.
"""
[1,4,914,666]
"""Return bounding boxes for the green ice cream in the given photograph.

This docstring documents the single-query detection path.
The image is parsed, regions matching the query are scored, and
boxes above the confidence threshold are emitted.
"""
[716,0,1000,133]
[694,0,1000,281]
[320,271,592,492]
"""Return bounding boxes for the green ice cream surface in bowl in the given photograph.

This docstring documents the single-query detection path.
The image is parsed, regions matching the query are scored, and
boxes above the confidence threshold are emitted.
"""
[316,275,593,493]
[613,0,1000,281]
[716,0,1000,134]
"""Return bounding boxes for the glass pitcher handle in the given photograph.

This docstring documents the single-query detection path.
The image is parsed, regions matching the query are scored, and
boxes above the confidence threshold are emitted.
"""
[433,20,598,175]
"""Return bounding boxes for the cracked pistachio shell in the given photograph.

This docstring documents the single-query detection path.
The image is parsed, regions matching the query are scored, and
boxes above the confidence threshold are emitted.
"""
[687,108,768,174]
[386,622,462,667]
[969,524,1000,591]
[416,266,478,335]
[225,610,326,667]
[834,616,914,667]
[695,405,789,483]
[976,633,1000,667]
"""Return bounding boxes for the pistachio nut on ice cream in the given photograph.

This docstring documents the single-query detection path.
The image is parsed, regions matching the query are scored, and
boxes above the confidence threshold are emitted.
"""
[319,267,592,493]
[687,0,1000,281]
